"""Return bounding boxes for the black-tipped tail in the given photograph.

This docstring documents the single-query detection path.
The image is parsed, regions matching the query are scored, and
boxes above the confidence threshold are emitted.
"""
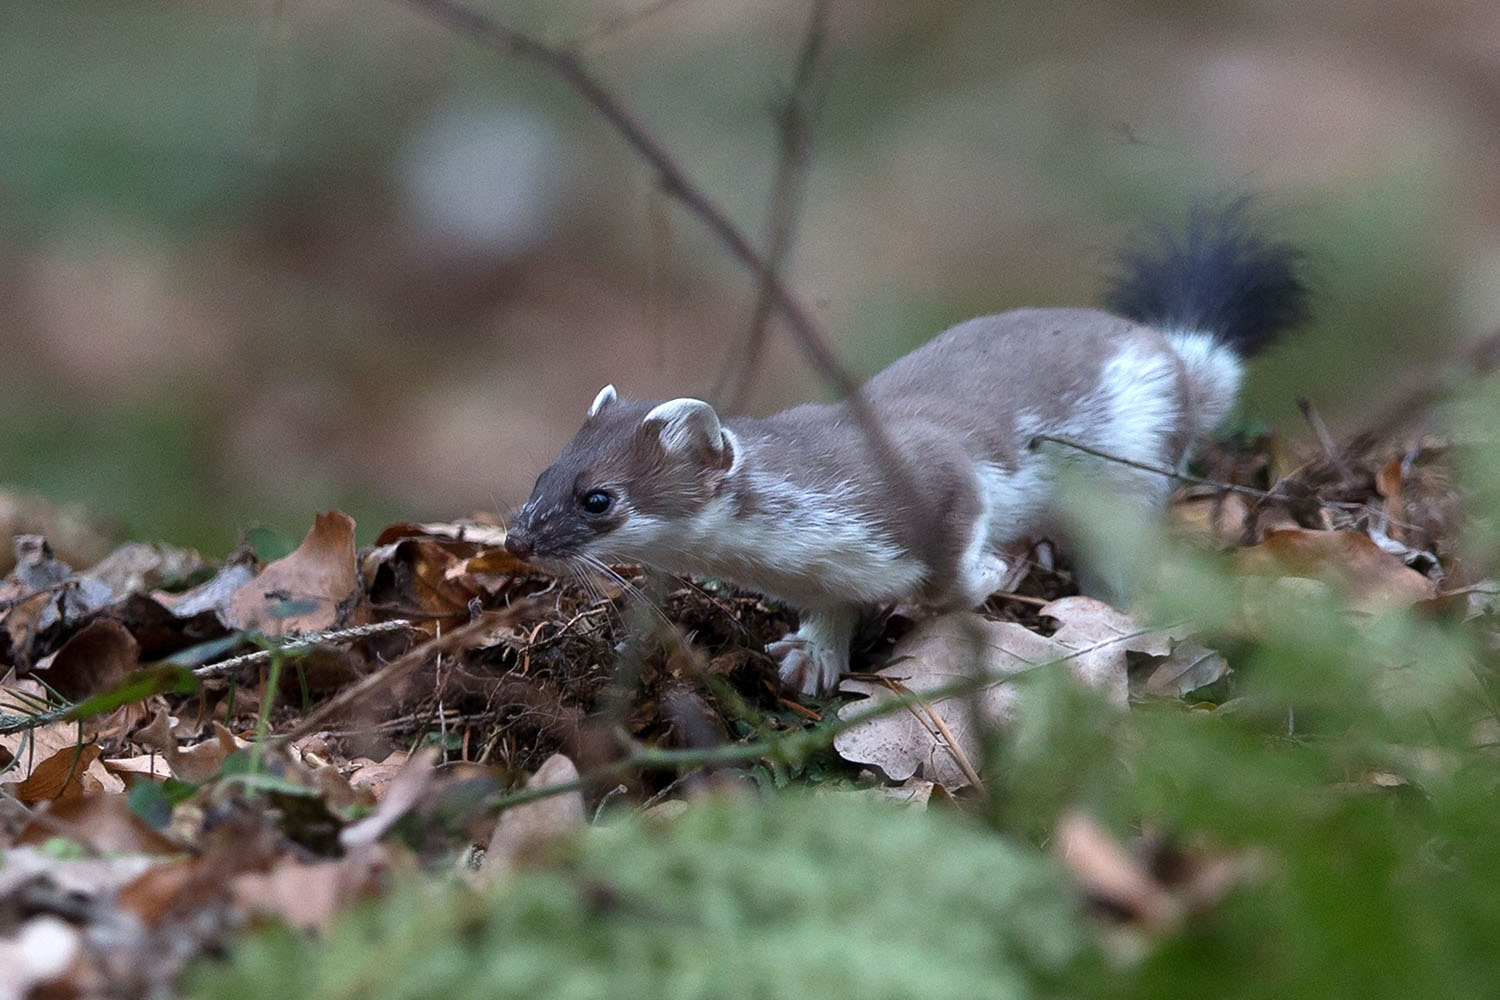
[1104,200,1311,358]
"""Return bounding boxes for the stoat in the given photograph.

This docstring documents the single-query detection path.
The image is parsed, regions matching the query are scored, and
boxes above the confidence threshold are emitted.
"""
[505,204,1309,694]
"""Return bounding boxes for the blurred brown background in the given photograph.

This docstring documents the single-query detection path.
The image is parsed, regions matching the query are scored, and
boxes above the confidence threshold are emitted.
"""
[2,0,1497,553]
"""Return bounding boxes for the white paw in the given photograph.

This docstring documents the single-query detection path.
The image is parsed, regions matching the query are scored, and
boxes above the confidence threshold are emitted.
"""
[768,632,845,696]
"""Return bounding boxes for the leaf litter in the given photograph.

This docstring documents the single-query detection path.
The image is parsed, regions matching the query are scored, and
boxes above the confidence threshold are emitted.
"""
[0,432,1481,997]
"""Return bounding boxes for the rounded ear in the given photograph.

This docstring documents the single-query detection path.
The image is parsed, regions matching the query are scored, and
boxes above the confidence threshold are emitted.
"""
[587,384,618,418]
[642,397,729,459]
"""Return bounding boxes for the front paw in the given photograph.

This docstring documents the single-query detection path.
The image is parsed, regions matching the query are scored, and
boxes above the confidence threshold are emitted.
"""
[767,632,846,696]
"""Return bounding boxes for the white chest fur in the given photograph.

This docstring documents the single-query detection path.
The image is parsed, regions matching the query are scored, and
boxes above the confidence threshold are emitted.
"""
[635,474,927,608]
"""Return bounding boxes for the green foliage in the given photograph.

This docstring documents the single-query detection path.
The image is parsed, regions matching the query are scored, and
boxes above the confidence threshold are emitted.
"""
[192,795,1088,1000]
[128,777,197,829]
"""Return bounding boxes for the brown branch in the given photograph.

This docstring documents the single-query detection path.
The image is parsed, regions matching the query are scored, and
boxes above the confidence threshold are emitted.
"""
[713,0,833,410]
[397,0,856,395]
[1338,326,1500,456]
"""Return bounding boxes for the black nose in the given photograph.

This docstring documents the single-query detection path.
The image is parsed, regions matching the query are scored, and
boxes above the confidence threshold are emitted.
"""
[505,531,534,560]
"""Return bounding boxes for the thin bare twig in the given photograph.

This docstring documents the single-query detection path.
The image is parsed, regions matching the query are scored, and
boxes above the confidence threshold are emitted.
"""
[1298,397,1353,481]
[1340,326,1500,455]
[194,619,418,679]
[1028,432,1424,532]
[713,0,833,410]
[873,674,985,792]
[397,0,852,390]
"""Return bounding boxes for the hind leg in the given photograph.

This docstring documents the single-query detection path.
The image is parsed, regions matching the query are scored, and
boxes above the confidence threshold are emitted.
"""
[1068,467,1174,605]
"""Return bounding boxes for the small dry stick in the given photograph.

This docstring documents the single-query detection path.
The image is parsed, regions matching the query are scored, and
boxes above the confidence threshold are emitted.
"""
[1339,325,1500,454]
[194,619,417,678]
[1298,397,1353,480]
[272,606,532,748]
[1029,433,1425,532]
[874,675,985,792]
[714,0,833,410]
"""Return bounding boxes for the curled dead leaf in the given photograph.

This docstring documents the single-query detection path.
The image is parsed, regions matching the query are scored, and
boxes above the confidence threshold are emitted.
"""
[158,550,257,626]
[1055,810,1183,930]
[1054,810,1265,943]
[1234,527,1437,611]
[228,511,360,634]
[13,743,109,802]
[81,542,205,599]
[231,852,394,933]
[1131,641,1230,698]
[135,708,244,783]
[362,538,482,619]
[339,747,440,850]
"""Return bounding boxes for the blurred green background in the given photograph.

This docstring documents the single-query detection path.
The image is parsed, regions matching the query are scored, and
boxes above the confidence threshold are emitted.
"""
[2,0,1496,555]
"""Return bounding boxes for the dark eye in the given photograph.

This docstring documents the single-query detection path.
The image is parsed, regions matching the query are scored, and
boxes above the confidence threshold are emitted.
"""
[580,490,613,515]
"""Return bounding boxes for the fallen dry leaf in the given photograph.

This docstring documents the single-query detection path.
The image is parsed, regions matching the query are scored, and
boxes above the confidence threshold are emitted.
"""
[15,791,181,854]
[14,743,105,802]
[154,549,257,625]
[361,537,482,619]
[1055,810,1182,930]
[1234,527,1437,611]
[483,753,584,881]
[345,750,412,798]
[339,747,440,850]
[834,601,1153,787]
[230,852,391,932]
[373,520,508,548]
[114,858,204,927]
[2,536,116,645]
[1,692,122,797]
[33,618,140,703]
[81,542,205,600]
[1054,810,1264,944]
[228,511,360,635]
[850,777,939,808]
[1043,596,1164,702]
[101,753,174,781]
[1132,640,1230,698]
[135,708,245,784]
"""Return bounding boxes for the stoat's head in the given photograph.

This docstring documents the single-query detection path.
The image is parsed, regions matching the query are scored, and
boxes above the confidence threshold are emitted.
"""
[504,385,738,566]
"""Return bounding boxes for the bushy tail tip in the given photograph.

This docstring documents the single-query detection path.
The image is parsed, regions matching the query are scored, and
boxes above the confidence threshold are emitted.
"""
[1104,199,1311,358]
